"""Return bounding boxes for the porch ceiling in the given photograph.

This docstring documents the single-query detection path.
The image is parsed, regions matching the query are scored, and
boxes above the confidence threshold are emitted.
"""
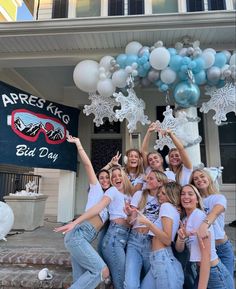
[0,11,235,102]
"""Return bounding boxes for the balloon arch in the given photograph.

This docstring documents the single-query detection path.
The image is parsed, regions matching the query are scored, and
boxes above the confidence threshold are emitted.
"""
[73,40,236,146]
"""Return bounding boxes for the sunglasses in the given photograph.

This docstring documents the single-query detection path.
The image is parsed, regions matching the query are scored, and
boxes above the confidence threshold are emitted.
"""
[7,109,68,144]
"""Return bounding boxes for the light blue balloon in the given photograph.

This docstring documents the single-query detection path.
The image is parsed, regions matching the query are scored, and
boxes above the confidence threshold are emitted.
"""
[192,57,205,74]
[188,61,197,70]
[194,70,206,85]
[182,56,191,65]
[168,48,177,56]
[214,52,227,68]
[116,54,127,68]
[178,71,188,80]
[125,54,139,66]
[138,66,147,77]
[143,61,151,70]
[160,83,169,91]
[169,55,183,72]
[173,81,200,108]
[180,65,188,73]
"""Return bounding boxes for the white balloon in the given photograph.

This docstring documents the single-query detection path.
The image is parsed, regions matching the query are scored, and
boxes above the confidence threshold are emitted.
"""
[202,51,215,69]
[0,201,14,241]
[178,48,188,56]
[73,60,99,93]
[220,64,230,79]
[112,69,128,88]
[97,79,115,97]
[149,47,170,70]
[204,48,216,55]
[222,50,231,63]
[99,56,115,72]
[125,41,143,55]
[207,66,221,82]
[229,53,236,67]
[160,68,177,84]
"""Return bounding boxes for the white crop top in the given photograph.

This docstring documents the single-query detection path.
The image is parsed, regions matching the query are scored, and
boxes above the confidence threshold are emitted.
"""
[150,202,180,241]
[203,194,227,240]
[171,165,193,186]
[185,208,218,262]
[85,181,108,223]
[131,190,159,229]
[104,186,131,220]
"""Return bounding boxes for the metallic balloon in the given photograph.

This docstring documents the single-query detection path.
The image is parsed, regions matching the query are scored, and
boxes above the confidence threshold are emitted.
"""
[173,81,200,108]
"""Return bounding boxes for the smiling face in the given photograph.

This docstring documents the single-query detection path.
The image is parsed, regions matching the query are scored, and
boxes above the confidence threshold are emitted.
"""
[127,150,140,169]
[180,185,199,213]
[146,171,163,191]
[98,171,110,190]
[169,149,182,168]
[192,170,210,194]
[111,168,124,192]
[157,186,169,204]
[147,153,163,170]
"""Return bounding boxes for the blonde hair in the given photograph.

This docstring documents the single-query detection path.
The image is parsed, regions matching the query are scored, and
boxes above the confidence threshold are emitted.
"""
[147,152,164,171]
[125,148,144,177]
[138,170,168,210]
[181,184,205,211]
[168,148,183,184]
[110,166,133,196]
[190,169,219,196]
[159,182,182,208]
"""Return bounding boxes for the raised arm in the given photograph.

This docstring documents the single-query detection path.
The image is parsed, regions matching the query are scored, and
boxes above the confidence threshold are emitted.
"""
[102,151,121,171]
[167,130,192,170]
[141,122,158,168]
[67,135,97,185]
[198,232,211,289]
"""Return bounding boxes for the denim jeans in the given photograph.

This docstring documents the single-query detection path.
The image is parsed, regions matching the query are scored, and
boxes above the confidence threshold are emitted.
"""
[141,246,184,289]
[64,221,106,289]
[124,230,152,289]
[216,239,235,278]
[193,260,234,289]
[101,222,130,289]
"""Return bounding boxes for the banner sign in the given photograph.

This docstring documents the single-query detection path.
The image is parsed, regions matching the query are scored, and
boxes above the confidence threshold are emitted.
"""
[0,81,80,171]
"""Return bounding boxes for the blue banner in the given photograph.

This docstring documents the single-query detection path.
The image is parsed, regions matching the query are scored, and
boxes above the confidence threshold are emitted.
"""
[0,81,80,171]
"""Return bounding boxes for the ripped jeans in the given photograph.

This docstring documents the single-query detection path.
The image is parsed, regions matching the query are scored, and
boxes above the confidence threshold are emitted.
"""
[101,222,130,289]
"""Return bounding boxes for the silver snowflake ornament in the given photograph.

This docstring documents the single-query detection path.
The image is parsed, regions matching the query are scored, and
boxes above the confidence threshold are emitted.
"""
[200,82,236,125]
[154,106,201,150]
[83,92,119,127]
[113,88,150,133]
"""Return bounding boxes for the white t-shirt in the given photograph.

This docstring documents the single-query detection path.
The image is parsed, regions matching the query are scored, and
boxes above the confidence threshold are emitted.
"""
[170,165,193,186]
[184,208,218,262]
[150,202,180,241]
[104,186,131,220]
[203,194,227,240]
[128,173,145,187]
[131,190,159,229]
[85,181,109,223]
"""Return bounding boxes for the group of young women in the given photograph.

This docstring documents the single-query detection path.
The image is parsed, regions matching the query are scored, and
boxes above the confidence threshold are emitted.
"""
[55,123,234,289]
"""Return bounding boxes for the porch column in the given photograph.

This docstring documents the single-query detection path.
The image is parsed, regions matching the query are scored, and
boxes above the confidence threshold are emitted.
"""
[57,170,76,222]
[175,107,201,167]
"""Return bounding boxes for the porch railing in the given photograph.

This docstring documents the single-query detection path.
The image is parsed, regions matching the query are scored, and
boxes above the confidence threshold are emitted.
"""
[0,172,41,202]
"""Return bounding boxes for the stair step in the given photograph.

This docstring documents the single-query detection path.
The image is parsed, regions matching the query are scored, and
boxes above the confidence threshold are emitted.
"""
[0,249,71,267]
[0,265,72,289]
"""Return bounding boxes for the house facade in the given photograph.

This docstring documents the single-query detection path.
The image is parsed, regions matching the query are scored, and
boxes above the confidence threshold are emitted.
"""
[0,0,235,223]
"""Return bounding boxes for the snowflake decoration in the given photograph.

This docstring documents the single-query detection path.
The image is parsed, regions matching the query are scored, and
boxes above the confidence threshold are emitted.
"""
[83,92,119,126]
[154,106,201,150]
[200,82,236,125]
[113,88,150,133]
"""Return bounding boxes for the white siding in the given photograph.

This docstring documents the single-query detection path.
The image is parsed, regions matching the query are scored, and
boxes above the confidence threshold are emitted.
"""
[37,0,53,20]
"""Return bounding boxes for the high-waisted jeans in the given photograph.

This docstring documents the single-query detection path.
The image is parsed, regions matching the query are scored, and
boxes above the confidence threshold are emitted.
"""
[64,221,106,289]
[101,221,130,289]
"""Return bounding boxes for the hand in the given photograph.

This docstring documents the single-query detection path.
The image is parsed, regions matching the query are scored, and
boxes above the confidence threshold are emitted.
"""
[177,220,188,240]
[111,151,121,166]
[137,211,151,227]
[148,122,159,133]
[67,135,81,146]
[53,222,76,234]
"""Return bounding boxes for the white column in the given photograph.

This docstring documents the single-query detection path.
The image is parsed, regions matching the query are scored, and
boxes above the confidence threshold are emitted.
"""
[57,170,76,222]
[175,107,201,167]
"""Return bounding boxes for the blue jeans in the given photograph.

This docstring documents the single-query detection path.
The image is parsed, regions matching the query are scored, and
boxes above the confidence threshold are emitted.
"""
[64,221,106,289]
[194,260,234,289]
[216,239,235,278]
[124,230,152,289]
[101,222,130,289]
[141,246,184,289]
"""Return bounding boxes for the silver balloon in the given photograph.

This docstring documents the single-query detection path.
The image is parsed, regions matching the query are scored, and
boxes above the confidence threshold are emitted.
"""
[138,46,150,57]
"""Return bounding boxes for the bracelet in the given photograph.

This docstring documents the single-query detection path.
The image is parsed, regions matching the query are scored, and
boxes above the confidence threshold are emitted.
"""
[203,218,211,227]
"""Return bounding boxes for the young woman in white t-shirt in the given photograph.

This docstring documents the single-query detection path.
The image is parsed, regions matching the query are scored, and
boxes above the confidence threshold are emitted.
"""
[175,184,233,289]
[137,182,184,289]
[124,170,168,289]
[58,166,133,289]
[54,136,111,289]
[190,169,235,278]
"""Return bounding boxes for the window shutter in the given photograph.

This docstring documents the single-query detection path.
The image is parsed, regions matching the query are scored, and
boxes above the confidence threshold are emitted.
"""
[52,0,68,19]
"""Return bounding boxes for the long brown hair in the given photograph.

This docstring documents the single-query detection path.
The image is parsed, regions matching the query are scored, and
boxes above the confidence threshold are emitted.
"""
[138,170,168,210]
[181,184,205,211]
[159,182,182,208]
[110,166,133,196]
[125,148,144,177]
[168,148,183,184]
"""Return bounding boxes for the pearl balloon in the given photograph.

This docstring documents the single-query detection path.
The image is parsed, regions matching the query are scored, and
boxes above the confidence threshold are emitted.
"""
[0,201,14,241]
[149,47,170,70]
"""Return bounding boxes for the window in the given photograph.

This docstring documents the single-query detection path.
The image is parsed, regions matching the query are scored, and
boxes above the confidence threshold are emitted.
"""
[152,0,178,13]
[187,0,204,11]
[94,119,121,134]
[76,0,100,17]
[218,112,236,183]
[128,0,144,15]
[52,0,68,18]
[208,0,226,10]
[108,0,124,15]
